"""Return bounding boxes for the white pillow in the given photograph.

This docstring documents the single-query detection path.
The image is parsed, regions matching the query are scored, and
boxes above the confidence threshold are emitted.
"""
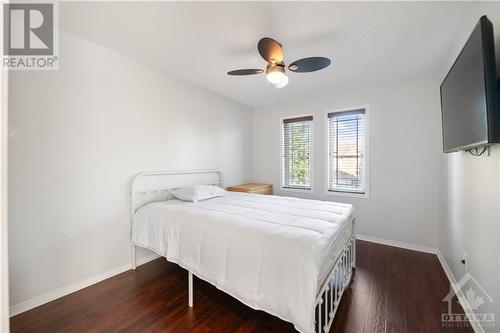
[170,185,226,203]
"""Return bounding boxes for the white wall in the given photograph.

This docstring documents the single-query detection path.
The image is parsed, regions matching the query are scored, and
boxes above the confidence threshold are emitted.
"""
[8,31,252,309]
[253,78,442,249]
[1,53,9,333]
[0,4,9,330]
[439,2,500,331]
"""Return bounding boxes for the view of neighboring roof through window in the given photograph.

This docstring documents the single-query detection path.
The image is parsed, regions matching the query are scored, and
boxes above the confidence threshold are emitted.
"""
[327,109,366,194]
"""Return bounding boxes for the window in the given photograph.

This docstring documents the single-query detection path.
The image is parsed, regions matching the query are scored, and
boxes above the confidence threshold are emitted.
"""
[327,108,367,194]
[282,115,313,190]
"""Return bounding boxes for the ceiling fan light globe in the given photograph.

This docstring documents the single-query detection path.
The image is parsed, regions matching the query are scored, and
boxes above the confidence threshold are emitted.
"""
[266,65,289,88]
[269,74,289,88]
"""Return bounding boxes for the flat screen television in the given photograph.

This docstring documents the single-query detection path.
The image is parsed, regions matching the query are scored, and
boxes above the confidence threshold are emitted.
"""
[440,15,500,153]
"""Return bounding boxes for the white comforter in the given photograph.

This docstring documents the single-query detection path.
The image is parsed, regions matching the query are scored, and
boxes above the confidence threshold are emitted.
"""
[131,192,353,333]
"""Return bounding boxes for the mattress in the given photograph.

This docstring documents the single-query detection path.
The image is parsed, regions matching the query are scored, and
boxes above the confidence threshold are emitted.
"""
[316,214,353,288]
[131,192,354,333]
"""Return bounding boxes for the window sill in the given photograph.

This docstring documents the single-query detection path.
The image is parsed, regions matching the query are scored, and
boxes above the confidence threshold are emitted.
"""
[324,190,369,199]
[281,187,313,194]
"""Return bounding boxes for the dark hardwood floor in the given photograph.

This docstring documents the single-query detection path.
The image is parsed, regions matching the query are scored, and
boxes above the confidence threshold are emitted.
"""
[11,240,473,333]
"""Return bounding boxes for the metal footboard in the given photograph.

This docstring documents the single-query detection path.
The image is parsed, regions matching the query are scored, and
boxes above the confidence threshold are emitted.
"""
[315,235,356,333]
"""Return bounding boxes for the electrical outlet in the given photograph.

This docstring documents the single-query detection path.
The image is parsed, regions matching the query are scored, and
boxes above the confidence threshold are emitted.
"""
[461,252,468,271]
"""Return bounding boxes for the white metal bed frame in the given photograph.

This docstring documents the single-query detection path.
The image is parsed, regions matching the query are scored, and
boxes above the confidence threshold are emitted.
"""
[130,170,355,333]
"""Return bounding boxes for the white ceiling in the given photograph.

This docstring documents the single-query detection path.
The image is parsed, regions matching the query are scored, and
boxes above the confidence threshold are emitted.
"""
[60,1,476,108]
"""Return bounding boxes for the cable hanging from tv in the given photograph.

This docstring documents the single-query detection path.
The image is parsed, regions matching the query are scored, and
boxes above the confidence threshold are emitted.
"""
[465,146,489,156]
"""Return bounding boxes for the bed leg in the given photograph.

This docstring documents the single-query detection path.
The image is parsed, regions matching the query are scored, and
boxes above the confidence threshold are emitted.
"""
[131,245,136,270]
[188,271,193,307]
[352,236,356,268]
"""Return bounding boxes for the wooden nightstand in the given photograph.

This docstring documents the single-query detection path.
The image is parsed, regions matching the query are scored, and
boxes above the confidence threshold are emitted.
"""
[227,183,273,195]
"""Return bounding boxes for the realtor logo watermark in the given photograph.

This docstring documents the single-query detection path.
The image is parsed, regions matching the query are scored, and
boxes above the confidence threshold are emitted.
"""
[442,272,495,329]
[2,2,58,70]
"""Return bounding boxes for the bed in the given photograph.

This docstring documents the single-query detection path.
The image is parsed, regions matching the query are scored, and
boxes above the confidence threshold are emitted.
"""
[130,170,355,333]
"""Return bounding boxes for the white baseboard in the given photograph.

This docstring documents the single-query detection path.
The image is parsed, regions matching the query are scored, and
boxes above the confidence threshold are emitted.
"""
[9,254,160,317]
[356,234,437,254]
[436,251,483,333]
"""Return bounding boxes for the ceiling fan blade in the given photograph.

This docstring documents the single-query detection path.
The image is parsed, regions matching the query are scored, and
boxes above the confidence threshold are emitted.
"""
[257,37,284,63]
[227,69,264,76]
[288,57,331,73]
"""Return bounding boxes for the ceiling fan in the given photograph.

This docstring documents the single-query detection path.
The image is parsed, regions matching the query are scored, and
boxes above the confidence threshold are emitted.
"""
[227,37,331,88]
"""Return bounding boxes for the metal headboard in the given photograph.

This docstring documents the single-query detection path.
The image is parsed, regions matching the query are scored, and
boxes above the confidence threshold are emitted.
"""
[130,170,224,222]
[130,170,222,269]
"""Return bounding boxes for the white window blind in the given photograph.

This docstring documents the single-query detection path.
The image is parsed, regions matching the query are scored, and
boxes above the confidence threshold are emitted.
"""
[327,109,366,194]
[282,116,313,190]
